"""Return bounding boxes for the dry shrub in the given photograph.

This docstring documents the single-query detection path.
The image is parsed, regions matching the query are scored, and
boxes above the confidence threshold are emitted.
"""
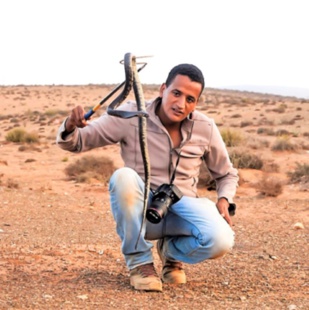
[257,118,274,126]
[5,128,26,142]
[10,117,19,123]
[44,109,68,117]
[18,145,42,152]
[24,132,39,143]
[229,149,264,170]
[64,155,116,184]
[220,129,243,147]
[7,178,19,189]
[230,113,242,118]
[271,136,297,151]
[246,137,269,150]
[287,162,309,184]
[0,114,10,121]
[272,103,287,113]
[240,121,253,127]
[275,129,291,136]
[257,127,275,136]
[262,161,280,173]
[280,118,295,125]
[6,128,40,143]
[256,175,283,197]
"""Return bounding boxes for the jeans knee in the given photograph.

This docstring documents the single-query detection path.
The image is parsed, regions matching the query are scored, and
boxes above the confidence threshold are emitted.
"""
[110,167,137,189]
[212,230,234,258]
[109,167,143,213]
[109,168,142,199]
[198,228,234,259]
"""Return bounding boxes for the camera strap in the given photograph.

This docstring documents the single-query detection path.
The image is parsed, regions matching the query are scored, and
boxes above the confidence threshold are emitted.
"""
[170,150,181,184]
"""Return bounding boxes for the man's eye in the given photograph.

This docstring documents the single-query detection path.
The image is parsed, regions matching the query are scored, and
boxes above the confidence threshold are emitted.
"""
[187,97,195,103]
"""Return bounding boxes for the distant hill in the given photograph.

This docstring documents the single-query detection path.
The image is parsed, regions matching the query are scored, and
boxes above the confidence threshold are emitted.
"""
[221,85,309,99]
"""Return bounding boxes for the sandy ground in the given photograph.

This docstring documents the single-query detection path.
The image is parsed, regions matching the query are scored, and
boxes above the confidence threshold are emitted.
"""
[0,84,308,309]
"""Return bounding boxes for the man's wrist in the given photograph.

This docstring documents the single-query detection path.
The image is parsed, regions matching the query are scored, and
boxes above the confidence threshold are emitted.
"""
[218,197,229,203]
[64,117,76,133]
[62,118,76,139]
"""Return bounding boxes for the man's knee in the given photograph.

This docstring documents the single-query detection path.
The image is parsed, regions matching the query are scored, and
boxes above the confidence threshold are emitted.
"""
[109,167,140,194]
[110,167,137,185]
[209,229,234,259]
[198,227,234,259]
[109,167,142,211]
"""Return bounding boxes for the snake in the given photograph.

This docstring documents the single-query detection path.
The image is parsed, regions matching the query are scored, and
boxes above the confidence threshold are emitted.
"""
[107,53,150,249]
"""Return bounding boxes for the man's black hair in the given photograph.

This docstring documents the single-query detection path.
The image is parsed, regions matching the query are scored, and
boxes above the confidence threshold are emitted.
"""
[165,63,205,95]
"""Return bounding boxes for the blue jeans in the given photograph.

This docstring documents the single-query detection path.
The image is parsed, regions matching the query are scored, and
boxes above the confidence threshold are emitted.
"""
[109,167,235,270]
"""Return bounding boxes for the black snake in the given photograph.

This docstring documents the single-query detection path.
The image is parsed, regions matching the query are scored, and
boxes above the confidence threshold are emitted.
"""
[85,53,150,248]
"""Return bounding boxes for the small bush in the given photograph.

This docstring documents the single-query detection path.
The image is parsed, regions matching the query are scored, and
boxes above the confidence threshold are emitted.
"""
[24,132,39,143]
[262,161,280,173]
[5,128,40,143]
[271,136,296,151]
[64,155,115,184]
[10,117,19,123]
[221,129,243,147]
[240,121,253,128]
[229,150,263,170]
[7,178,19,189]
[6,128,27,142]
[256,175,283,197]
[230,113,242,118]
[287,162,309,184]
[246,137,270,150]
[257,127,275,136]
[275,129,291,136]
[280,118,295,125]
[44,109,68,117]
[272,103,287,113]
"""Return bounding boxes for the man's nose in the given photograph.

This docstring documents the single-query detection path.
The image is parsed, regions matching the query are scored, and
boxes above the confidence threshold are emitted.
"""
[176,96,186,109]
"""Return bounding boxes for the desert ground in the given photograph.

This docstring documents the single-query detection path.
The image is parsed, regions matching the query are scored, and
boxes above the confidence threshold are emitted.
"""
[0,84,308,309]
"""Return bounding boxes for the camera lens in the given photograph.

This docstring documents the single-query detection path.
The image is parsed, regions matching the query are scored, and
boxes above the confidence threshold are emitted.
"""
[146,208,163,224]
[146,196,172,224]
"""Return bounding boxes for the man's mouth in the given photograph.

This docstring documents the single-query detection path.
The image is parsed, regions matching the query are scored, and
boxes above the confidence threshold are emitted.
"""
[172,107,184,115]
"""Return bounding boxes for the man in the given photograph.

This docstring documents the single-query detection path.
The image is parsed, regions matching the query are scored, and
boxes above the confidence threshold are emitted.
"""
[56,63,238,292]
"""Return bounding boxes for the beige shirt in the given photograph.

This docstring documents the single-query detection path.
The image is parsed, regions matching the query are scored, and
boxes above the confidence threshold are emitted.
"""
[56,99,238,201]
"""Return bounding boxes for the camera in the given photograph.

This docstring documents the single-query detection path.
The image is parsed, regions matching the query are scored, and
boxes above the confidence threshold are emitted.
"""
[146,183,183,224]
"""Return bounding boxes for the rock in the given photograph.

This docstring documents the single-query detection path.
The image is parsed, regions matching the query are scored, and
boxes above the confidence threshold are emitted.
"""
[293,222,304,230]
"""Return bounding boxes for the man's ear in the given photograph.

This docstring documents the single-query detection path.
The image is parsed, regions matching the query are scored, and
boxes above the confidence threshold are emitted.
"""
[159,83,166,97]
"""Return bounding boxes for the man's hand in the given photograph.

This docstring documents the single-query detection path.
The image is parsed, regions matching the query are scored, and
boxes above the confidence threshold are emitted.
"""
[216,197,233,226]
[65,105,87,132]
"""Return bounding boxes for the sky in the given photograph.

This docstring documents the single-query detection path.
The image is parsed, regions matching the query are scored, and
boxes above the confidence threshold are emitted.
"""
[0,0,308,98]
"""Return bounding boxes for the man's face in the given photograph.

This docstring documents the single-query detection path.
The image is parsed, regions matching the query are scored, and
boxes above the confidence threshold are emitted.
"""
[158,74,202,126]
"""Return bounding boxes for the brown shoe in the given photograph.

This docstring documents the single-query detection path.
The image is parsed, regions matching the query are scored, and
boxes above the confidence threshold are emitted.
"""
[130,263,162,291]
[157,239,187,284]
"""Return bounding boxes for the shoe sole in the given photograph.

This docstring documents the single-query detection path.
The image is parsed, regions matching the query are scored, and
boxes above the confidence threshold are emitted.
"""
[130,280,162,292]
[162,274,187,284]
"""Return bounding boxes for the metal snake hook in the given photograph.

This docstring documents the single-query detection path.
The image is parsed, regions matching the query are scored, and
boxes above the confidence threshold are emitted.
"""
[84,54,152,120]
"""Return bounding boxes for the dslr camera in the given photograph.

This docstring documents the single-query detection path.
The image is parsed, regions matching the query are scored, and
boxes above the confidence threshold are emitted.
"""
[146,183,183,224]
